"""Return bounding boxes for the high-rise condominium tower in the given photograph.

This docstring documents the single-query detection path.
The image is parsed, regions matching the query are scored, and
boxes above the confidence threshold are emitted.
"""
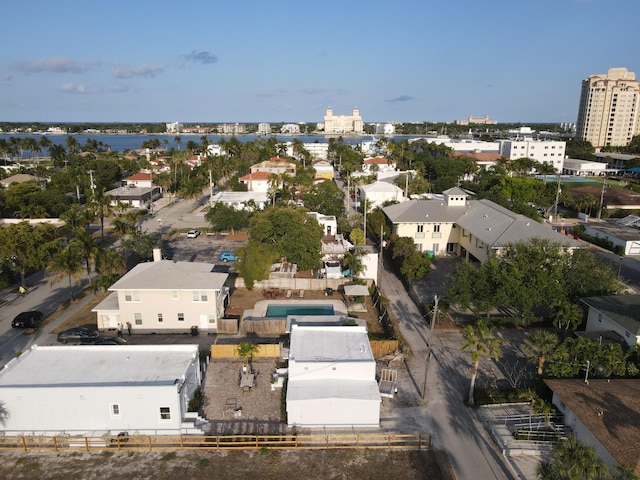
[576,67,640,148]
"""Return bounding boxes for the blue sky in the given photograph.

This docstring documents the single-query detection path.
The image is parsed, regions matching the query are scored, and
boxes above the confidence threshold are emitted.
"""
[1,0,638,124]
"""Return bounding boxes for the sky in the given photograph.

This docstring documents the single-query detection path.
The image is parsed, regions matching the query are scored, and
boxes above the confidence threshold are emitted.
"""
[1,0,639,124]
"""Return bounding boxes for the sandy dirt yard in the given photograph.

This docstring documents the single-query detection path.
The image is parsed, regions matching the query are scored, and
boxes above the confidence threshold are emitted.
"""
[0,449,442,480]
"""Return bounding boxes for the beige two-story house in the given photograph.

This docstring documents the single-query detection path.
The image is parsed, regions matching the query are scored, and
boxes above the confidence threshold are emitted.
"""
[93,255,229,334]
[383,187,581,261]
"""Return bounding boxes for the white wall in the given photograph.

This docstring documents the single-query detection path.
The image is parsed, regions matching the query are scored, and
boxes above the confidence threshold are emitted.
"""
[585,308,640,347]
[287,397,380,427]
[1,385,181,435]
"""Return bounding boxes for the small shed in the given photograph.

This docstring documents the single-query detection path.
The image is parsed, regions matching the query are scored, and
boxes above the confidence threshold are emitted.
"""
[343,284,369,312]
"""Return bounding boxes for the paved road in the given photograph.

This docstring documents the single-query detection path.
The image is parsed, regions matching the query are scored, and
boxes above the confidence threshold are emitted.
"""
[378,260,514,480]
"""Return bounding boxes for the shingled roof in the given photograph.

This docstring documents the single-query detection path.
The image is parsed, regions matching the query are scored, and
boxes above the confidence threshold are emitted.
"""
[580,295,640,335]
[546,379,640,475]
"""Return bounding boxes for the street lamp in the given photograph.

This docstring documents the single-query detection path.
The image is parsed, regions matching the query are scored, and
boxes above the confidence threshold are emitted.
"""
[580,360,590,384]
[617,256,624,283]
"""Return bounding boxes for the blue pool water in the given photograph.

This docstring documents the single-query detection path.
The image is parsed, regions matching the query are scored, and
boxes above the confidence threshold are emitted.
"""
[265,305,334,317]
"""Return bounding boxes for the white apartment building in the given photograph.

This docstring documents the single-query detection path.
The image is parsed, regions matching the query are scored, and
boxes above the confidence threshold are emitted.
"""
[576,67,640,148]
[375,123,396,135]
[280,124,300,134]
[499,139,566,172]
[166,122,183,133]
[257,123,271,135]
[323,107,363,134]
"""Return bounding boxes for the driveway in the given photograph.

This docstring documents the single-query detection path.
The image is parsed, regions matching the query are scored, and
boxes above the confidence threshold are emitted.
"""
[378,256,516,480]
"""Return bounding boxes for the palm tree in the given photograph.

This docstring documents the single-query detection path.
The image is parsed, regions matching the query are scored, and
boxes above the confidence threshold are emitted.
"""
[70,230,99,279]
[524,330,559,376]
[236,342,259,370]
[537,435,608,480]
[47,243,83,300]
[88,190,112,243]
[174,135,182,151]
[460,320,503,406]
[343,248,365,280]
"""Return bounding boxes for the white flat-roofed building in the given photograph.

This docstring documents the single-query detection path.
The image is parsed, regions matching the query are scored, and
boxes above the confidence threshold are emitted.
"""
[0,344,205,436]
[210,191,269,210]
[257,123,271,135]
[562,158,609,176]
[499,139,566,172]
[375,123,395,135]
[286,324,381,427]
[303,142,329,160]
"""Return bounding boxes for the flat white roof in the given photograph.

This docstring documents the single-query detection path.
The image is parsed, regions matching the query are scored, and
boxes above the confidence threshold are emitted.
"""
[287,378,380,402]
[0,345,199,388]
[289,324,374,362]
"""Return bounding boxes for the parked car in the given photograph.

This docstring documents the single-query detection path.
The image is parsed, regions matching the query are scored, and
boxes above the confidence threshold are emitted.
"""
[11,311,44,329]
[57,327,100,344]
[187,229,200,238]
[220,251,238,262]
[94,336,127,345]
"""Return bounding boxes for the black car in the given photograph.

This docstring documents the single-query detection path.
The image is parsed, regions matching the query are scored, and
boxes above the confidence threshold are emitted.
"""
[57,327,100,344]
[11,311,44,329]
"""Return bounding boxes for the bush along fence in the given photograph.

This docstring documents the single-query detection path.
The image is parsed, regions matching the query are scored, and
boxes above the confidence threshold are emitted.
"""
[370,283,398,340]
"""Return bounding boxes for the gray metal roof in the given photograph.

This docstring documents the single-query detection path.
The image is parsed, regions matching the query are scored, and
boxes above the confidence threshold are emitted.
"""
[383,199,582,250]
[382,200,467,224]
[580,295,640,335]
[109,260,228,291]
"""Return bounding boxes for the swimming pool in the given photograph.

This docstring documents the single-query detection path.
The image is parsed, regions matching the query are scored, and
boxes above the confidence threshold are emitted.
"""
[265,304,335,317]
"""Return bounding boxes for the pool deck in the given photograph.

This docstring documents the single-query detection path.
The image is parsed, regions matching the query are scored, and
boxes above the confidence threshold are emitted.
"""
[244,299,347,321]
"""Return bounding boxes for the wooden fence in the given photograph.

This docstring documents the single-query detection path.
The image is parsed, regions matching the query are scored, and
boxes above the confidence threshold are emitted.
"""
[210,343,281,359]
[0,433,430,452]
[210,340,396,359]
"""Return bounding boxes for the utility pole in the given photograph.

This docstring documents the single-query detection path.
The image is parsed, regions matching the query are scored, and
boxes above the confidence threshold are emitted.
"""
[88,170,96,198]
[431,294,439,331]
[597,178,606,219]
[209,169,214,206]
[363,197,367,243]
[553,174,561,218]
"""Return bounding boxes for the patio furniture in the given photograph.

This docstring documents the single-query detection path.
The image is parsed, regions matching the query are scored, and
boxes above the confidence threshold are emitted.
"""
[299,289,304,298]
[286,289,292,298]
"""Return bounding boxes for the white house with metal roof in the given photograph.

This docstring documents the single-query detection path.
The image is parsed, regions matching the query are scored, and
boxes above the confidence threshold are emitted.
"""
[359,181,405,209]
[383,187,581,261]
[286,324,381,427]
[92,254,229,334]
[581,294,640,347]
[0,345,206,436]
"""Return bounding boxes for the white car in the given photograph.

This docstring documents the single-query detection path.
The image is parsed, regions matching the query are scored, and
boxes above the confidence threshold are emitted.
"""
[187,229,200,238]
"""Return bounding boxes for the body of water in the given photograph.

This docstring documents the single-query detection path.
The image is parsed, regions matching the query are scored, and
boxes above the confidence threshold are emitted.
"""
[0,133,408,153]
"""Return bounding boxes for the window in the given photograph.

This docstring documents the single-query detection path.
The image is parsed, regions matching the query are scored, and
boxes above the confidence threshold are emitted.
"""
[208,314,216,324]
[192,291,208,302]
[178,312,185,322]
[159,407,171,421]
[597,313,602,323]
[124,290,140,302]
[417,225,424,233]
[111,404,121,418]
[134,313,142,325]
[434,224,440,233]
[157,313,163,323]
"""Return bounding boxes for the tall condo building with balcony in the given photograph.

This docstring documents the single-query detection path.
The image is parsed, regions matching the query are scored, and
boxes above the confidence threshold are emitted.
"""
[576,68,640,148]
